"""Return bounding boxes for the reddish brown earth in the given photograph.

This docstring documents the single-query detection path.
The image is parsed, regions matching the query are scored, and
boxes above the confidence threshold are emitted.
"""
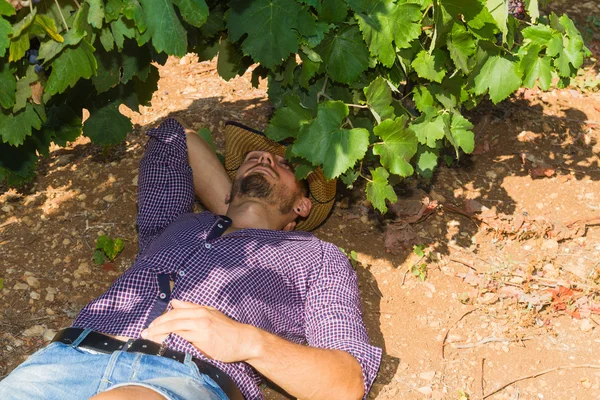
[2,3,600,399]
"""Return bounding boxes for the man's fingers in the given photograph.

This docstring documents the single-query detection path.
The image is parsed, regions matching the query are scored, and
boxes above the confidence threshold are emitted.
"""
[142,317,205,340]
[148,306,209,328]
[170,299,199,308]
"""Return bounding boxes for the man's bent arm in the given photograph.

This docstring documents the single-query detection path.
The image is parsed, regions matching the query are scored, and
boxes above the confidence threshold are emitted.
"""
[246,326,364,400]
[176,119,231,215]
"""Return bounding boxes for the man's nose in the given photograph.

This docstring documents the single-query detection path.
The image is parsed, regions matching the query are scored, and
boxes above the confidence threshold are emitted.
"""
[258,152,274,166]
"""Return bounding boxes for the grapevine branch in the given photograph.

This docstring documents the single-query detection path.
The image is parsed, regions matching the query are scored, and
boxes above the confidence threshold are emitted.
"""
[54,0,69,32]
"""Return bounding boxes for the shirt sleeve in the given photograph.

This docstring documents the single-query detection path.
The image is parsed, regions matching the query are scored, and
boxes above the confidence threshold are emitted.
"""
[136,118,195,254]
[304,242,382,399]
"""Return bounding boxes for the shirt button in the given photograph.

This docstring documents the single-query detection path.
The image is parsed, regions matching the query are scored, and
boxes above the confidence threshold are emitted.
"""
[204,243,211,249]
[178,270,185,277]
[159,292,166,299]
[217,224,223,229]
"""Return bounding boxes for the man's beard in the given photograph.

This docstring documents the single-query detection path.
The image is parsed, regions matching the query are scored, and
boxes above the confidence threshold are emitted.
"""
[230,173,297,214]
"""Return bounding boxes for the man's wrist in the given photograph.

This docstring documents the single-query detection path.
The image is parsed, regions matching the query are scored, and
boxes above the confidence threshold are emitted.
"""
[242,324,267,363]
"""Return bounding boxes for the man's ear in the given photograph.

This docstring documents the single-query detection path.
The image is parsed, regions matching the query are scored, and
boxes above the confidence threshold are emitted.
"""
[294,197,312,218]
[224,193,231,204]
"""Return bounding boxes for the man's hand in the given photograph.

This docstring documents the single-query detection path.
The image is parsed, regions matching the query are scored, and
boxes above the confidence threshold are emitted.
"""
[141,299,258,363]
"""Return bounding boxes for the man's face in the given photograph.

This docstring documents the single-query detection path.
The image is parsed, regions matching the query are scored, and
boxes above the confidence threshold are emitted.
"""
[230,151,306,214]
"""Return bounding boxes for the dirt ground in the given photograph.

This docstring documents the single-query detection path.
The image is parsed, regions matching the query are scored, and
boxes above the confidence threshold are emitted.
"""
[2,3,600,399]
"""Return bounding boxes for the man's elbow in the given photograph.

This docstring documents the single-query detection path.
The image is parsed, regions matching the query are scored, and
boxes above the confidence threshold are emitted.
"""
[339,354,365,400]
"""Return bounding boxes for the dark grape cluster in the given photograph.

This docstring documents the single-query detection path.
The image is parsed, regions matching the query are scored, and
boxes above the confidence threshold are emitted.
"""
[508,0,525,20]
[25,39,44,73]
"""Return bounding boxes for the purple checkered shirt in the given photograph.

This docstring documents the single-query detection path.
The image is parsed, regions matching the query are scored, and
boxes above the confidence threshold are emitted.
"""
[73,119,382,399]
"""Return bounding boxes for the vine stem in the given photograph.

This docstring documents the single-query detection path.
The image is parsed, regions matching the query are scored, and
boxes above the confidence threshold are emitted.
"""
[419,3,433,23]
[54,0,69,32]
[316,76,329,102]
[346,103,369,109]
[72,0,81,9]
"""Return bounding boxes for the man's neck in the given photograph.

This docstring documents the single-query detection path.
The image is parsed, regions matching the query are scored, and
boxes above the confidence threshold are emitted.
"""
[225,201,285,231]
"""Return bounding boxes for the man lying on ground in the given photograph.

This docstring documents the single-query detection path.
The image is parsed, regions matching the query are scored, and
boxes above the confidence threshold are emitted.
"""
[0,118,382,400]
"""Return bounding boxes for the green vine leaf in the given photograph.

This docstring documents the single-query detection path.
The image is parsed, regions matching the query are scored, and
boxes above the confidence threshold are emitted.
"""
[0,16,9,57]
[0,61,16,109]
[411,114,446,148]
[293,101,370,179]
[520,44,552,90]
[265,95,314,141]
[316,25,370,84]
[448,113,475,154]
[473,55,521,104]
[364,76,395,123]
[412,49,447,83]
[139,0,187,56]
[373,116,418,177]
[0,104,43,146]
[172,0,209,28]
[447,23,477,74]
[366,167,397,213]
[33,15,64,43]
[228,0,308,69]
[83,102,132,146]
[416,150,438,179]
[87,0,106,29]
[0,0,15,17]
[46,40,98,95]
[348,0,422,67]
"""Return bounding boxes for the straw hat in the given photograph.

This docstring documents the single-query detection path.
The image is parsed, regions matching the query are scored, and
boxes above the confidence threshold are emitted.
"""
[224,121,336,231]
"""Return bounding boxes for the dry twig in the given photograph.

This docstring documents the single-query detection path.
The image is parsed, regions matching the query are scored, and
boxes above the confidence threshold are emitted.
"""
[441,308,479,359]
[483,364,600,399]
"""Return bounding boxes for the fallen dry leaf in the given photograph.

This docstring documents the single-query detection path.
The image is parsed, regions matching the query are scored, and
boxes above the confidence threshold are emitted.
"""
[530,167,555,178]
[388,189,437,224]
[30,82,43,105]
[471,139,490,155]
[384,222,420,253]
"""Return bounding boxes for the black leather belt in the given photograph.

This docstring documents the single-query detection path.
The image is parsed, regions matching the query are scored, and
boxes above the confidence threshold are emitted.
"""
[52,328,244,400]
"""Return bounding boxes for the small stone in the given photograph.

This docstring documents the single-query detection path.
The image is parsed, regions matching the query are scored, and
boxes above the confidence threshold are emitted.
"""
[45,292,55,302]
[581,319,594,332]
[132,175,139,186]
[429,189,446,203]
[26,276,40,288]
[62,238,71,245]
[13,282,29,290]
[22,325,45,337]
[102,194,116,202]
[30,291,40,300]
[46,308,55,315]
[74,263,91,279]
[416,386,433,395]
[42,329,57,342]
[419,371,436,381]
[360,215,369,224]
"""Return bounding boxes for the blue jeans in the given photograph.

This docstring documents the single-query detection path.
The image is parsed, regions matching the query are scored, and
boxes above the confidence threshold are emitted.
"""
[0,341,229,400]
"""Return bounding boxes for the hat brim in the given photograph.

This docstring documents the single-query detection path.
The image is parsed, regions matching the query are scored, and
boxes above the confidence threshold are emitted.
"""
[224,122,336,231]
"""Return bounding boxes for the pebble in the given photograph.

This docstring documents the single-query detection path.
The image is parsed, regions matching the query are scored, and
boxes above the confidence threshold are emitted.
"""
[581,319,594,332]
[30,291,40,300]
[22,325,45,337]
[419,371,436,381]
[416,386,433,395]
[13,282,29,290]
[132,175,139,186]
[43,329,57,342]
[26,276,40,288]
[102,194,116,202]
[63,238,71,245]
[74,263,91,279]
